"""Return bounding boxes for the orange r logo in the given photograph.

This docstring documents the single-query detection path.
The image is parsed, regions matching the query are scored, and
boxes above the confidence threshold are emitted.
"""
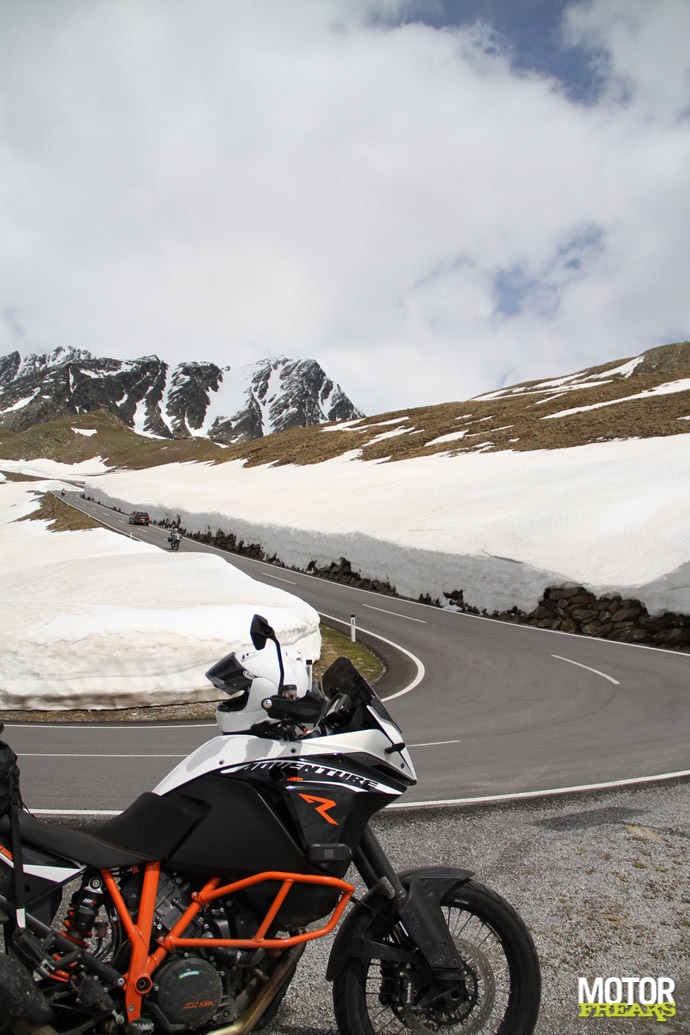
[298,793,339,825]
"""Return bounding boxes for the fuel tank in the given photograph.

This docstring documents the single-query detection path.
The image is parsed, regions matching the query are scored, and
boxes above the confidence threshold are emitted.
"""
[162,752,404,927]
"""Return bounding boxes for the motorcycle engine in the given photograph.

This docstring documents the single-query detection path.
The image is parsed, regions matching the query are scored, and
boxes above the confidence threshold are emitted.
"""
[149,957,223,1032]
[133,872,263,1033]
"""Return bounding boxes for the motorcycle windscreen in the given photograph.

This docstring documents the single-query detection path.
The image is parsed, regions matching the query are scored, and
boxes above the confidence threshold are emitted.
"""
[320,656,406,746]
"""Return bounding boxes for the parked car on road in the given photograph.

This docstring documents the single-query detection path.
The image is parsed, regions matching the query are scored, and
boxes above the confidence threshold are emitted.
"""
[128,511,150,526]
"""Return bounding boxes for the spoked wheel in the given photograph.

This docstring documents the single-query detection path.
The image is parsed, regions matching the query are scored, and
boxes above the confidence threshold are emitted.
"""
[333,878,540,1035]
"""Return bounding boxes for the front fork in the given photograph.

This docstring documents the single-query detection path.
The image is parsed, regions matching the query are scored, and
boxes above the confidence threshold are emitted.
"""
[353,827,470,982]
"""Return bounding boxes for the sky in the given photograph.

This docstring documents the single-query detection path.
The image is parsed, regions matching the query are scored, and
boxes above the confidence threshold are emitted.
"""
[1,0,689,415]
[4,409,690,707]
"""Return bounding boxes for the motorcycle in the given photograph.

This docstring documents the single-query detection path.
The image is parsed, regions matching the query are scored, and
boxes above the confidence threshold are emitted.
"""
[167,533,180,552]
[0,614,541,1035]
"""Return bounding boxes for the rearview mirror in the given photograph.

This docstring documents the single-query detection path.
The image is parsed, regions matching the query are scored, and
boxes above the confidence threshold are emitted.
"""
[249,614,285,693]
[250,614,275,651]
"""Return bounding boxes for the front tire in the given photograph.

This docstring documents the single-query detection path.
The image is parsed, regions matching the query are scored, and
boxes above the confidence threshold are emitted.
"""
[333,878,540,1035]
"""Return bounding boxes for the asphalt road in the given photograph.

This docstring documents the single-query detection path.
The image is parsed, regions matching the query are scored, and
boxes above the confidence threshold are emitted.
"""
[6,492,690,814]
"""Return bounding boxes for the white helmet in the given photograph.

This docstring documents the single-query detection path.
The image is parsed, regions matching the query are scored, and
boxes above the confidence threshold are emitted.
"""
[207,646,310,734]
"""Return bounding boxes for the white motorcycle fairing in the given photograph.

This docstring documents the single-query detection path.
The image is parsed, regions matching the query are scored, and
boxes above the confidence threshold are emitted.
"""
[154,726,416,800]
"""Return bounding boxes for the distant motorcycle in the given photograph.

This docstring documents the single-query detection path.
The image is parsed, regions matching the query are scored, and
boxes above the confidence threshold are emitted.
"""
[0,614,541,1035]
[168,531,180,551]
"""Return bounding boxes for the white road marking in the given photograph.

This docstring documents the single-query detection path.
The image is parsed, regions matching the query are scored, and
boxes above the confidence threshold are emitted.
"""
[22,744,460,757]
[34,809,121,816]
[388,767,690,809]
[409,739,461,748]
[552,654,620,685]
[34,765,690,819]
[5,723,215,730]
[363,603,426,623]
[20,753,185,759]
[319,611,425,701]
[261,573,297,584]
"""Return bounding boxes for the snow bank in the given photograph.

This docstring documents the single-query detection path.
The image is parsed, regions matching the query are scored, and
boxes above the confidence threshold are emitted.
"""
[85,435,690,615]
[4,431,690,710]
[0,479,319,709]
[0,457,110,479]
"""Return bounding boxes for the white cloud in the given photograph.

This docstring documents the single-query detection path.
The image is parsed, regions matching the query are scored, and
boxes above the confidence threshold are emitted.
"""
[564,0,690,119]
[0,0,688,413]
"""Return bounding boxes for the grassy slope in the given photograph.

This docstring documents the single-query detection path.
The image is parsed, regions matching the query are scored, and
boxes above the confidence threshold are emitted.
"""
[18,490,103,531]
[1,342,689,473]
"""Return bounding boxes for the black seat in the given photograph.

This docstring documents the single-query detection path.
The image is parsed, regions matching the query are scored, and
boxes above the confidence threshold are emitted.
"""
[0,793,204,870]
[0,811,155,869]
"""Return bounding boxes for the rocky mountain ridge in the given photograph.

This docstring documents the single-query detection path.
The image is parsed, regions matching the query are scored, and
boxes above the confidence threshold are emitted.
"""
[0,341,688,473]
[0,347,363,443]
[184,339,690,468]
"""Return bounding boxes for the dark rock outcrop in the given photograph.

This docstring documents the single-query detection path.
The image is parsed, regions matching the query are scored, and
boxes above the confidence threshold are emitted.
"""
[486,584,690,650]
[0,348,363,442]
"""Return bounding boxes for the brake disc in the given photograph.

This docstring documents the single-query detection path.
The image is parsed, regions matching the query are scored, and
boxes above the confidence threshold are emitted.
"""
[386,936,497,1034]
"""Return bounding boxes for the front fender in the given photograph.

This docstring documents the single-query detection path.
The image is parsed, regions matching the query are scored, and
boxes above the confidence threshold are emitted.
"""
[326,865,473,981]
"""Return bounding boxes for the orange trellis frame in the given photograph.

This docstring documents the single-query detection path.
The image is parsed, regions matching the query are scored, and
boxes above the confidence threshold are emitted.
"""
[100,861,355,1020]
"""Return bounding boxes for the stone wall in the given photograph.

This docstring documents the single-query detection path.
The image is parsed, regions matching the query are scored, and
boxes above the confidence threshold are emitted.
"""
[488,585,690,650]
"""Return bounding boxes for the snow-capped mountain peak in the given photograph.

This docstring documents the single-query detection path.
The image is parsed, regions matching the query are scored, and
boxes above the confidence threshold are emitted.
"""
[0,350,364,442]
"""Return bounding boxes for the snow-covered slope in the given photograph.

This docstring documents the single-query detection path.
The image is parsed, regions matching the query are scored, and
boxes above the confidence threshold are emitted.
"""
[3,341,690,710]
[84,433,690,619]
[0,475,319,709]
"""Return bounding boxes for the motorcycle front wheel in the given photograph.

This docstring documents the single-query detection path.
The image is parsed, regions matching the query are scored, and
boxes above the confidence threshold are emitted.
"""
[332,878,540,1035]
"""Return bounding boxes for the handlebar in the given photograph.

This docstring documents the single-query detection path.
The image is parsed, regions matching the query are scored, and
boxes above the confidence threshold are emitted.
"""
[259,690,356,735]
[261,693,324,724]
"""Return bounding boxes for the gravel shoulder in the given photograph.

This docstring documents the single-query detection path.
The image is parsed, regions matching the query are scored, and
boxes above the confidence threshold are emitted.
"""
[270,778,690,1034]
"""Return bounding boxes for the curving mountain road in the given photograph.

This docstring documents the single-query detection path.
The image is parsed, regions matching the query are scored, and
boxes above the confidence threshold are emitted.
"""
[6,493,690,813]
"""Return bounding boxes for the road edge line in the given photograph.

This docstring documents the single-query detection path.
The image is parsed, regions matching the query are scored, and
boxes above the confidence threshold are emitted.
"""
[318,611,425,700]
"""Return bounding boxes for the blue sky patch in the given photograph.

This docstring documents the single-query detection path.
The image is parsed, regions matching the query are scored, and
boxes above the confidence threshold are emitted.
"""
[493,223,606,319]
[390,0,609,104]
